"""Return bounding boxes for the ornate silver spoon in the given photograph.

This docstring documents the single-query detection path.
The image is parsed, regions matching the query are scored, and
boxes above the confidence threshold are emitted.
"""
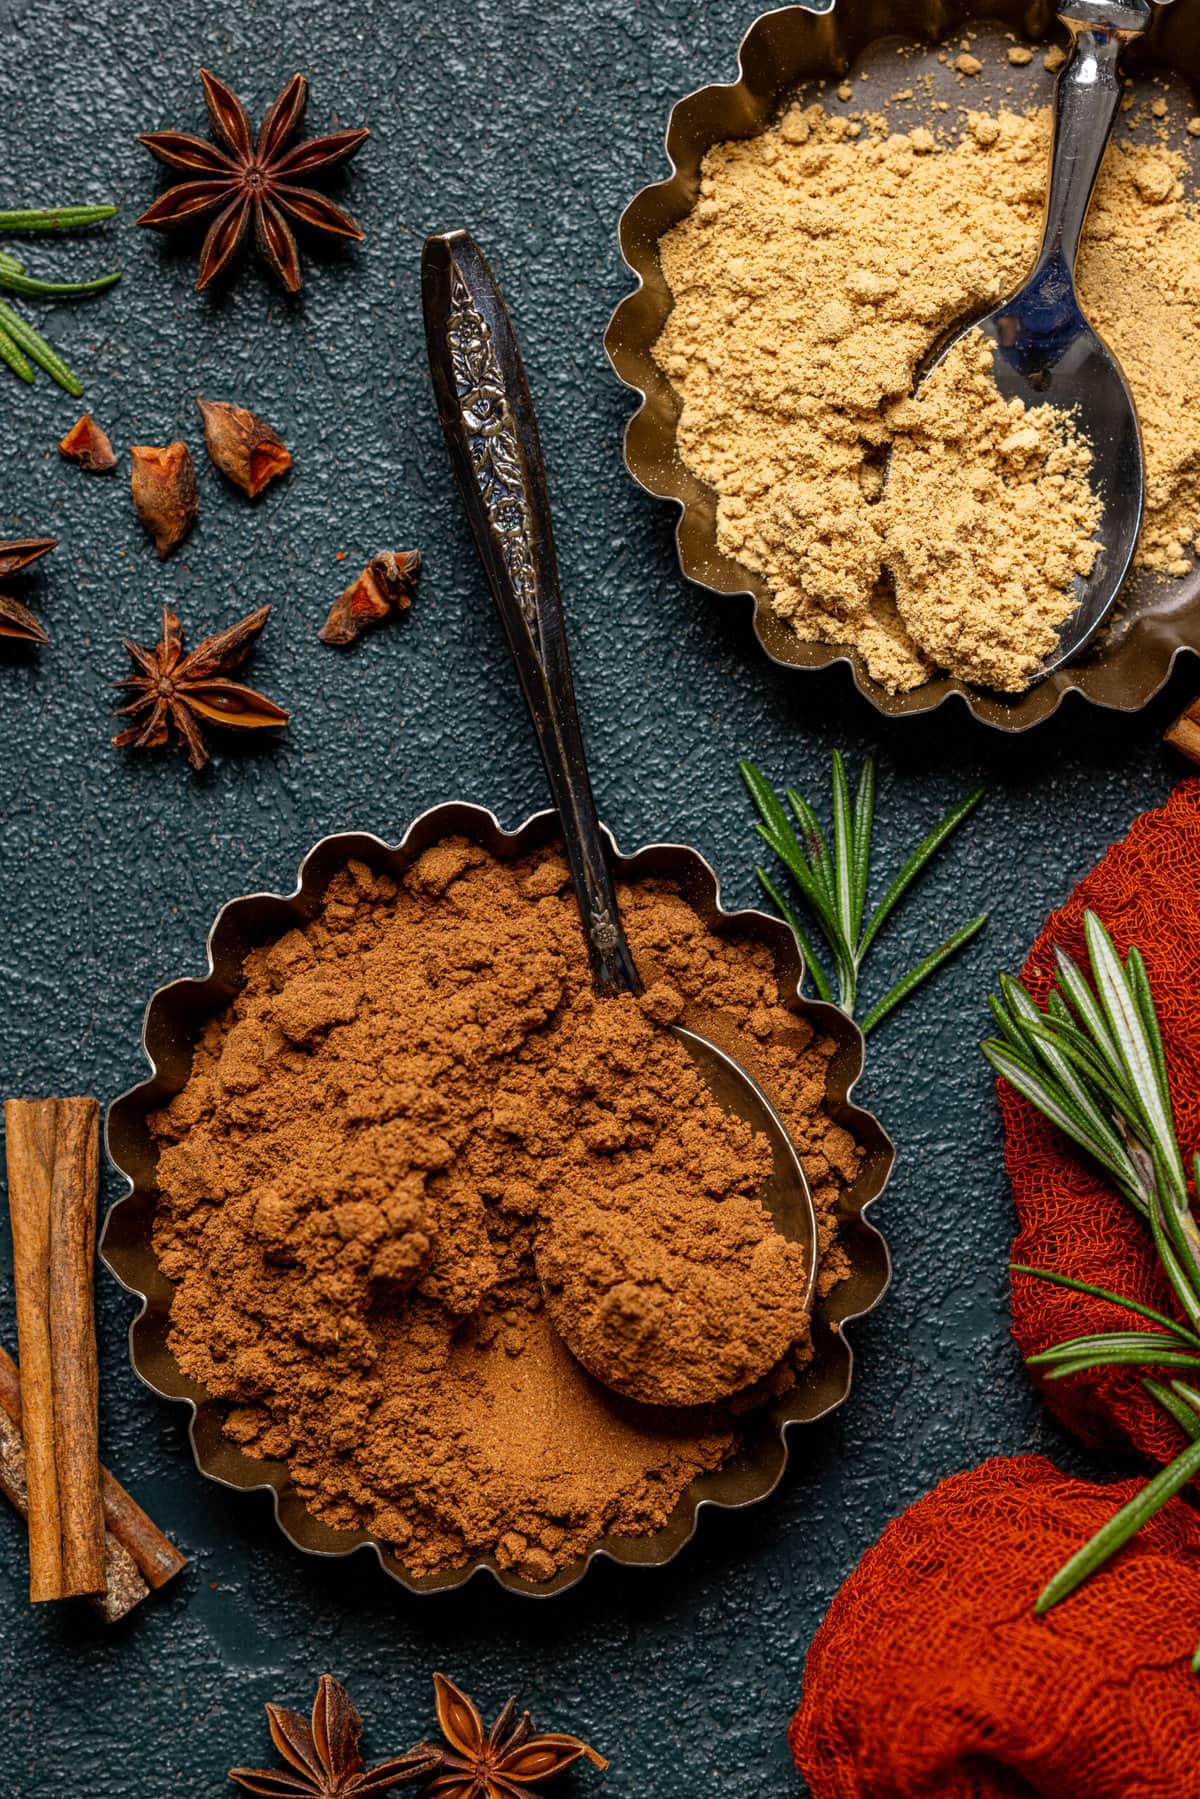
[909,0,1172,681]
[422,228,819,1407]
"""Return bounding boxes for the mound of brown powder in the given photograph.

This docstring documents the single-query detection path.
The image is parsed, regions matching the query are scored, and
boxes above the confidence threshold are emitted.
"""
[150,838,860,1581]
[656,96,1200,691]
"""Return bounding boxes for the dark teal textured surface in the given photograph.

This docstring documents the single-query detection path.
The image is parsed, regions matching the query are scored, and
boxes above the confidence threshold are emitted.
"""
[0,4,1191,1794]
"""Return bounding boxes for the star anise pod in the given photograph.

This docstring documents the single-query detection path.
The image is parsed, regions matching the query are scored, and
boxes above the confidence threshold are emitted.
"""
[417,1674,607,1799]
[0,536,56,645]
[230,1674,440,1798]
[113,602,289,771]
[137,69,369,292]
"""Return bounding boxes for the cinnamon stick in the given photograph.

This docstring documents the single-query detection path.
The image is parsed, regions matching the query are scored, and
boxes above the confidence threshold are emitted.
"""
[1165,697,1200,765]
[5,1097,105,1600]
[0,1346,185,1593]
[0,1398,146,1622]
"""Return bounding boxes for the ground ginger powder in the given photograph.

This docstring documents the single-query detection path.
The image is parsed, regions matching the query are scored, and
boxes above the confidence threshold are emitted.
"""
[150,840,859,1581]
[656,101,1200,692]
[885,330,1102,689]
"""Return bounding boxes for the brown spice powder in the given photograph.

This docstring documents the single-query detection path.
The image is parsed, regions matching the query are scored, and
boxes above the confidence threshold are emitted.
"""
[656,98,1200,691]
[884,330,1102,690]
[150,839,859,1581]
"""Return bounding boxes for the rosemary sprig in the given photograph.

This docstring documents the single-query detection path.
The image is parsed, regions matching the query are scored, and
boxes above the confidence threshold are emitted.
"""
[0,204,120,396]
[742,754,986,1034]
[984,911,1200,1667]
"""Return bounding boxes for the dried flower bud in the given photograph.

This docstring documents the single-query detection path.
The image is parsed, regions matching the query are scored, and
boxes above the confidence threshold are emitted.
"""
[196,398,292,499]
[0,593,49,645]
[130,441,199,558]
[320,550,422,646]
[58,413,118,474]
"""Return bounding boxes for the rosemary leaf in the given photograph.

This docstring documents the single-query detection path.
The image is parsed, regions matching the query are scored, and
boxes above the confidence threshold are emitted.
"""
[1035,1435,1200,1615]
[0,300,82,396]
[1085,914,1179,1177]
[753,822,845,951]
[0,324,34,383]
[744,756,985,1036]
[850,755,874,940]
[754,867,833,1005]
[1010,1264,1200,1347]
[1052,944,1122,1071]
[1027,1329,1200,1368]
[1143,1378,1200,1443]
[861,912,987,1037]
[858,786,984,962]
[982,1038,1134,1186]
[0,204,119,230]
[787,789,838,914]
[0,267,121,298]
[830,752,856,954]
[1146,1193,1200,1337]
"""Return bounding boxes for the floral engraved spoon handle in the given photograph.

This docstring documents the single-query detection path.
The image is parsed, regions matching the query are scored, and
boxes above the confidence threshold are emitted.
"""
[422,229,641,997]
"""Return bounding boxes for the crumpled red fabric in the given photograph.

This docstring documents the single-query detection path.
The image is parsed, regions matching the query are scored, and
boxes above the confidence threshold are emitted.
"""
[790,1456,1200,1799]
[998,778,1200,1469]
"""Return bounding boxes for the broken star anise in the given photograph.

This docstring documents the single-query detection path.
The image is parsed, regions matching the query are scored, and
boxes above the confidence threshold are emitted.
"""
[417,1674,607,1799]
[230,1674,439,1799]
[113,602,289,771]
[137,69,369,292]
[0,536,56,645]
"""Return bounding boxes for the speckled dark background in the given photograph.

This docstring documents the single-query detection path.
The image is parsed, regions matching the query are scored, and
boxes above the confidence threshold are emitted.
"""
[0,2,1194,1794]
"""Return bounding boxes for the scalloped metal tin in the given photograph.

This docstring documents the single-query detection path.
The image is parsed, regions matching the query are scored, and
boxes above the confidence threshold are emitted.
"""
[603,0,1200,730]
[103,801,893,1598]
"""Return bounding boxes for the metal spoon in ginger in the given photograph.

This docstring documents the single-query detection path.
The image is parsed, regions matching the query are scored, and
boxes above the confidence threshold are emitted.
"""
[422,229,817,1408]
[905,1,1171,680]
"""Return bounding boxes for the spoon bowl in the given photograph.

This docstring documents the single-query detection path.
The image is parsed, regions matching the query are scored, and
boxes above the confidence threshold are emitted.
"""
[905,2,1162,681]
[423,228,819,1407]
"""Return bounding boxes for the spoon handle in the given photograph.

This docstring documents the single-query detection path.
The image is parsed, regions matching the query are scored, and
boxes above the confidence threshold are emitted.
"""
[1044,6,1152,273]
[422,230,641,998]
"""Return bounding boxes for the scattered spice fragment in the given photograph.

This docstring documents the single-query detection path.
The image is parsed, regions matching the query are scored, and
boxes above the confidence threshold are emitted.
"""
[0,536,55,644]
[1189,119,1200,139]
[130,441,198,557]
[0,593,48,646]
[138,69,370,293]
[230,1674,438,1798]
[418,1672,607,1798]
[955,53,982,76]
[1165,695,1200,765]
[58,413,117,473]
[0,536,55,579]
[113,603,288,771]
[196,397,292,498]
[1008,45,1034,66]
[319,549,422,645]
[5,1097,105,1602]
[1045,45,1067,72]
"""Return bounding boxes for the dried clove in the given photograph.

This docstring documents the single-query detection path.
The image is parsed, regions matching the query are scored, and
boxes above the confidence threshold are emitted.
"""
[196,398,292,499]
[130,441,198,558]
[58,414,117,473]
[320,550,421,646]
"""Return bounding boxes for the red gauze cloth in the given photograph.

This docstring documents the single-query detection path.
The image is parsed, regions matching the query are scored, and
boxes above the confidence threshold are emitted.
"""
[999,778,1200,1468]
[790,1456,1200,1799]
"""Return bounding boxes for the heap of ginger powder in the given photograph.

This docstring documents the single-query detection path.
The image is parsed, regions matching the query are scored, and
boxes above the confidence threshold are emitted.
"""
[656,100,1200,693]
